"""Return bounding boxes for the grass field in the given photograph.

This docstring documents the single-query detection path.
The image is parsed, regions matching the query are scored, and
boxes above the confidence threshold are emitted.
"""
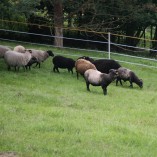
[0,41,157,157]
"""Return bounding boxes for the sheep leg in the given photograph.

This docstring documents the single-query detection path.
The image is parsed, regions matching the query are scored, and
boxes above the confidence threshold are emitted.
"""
[23,66,26,71]
[56,67,60,73]
[68,68,73,74]
[53,66,56,72]
[26,65,31,70]
[38,63,41,68]
[129,81,133,88]
[116,78,122,86]
[25,66,27,70]
[102,86,107,95]
[86,82,90,91]
[7,65,11,71]
[34,62,40,68]
[53,66,59,73]
[16,66,20,71]
[34,62,38,67]
[116,78,119,86]
[119,79,123,86]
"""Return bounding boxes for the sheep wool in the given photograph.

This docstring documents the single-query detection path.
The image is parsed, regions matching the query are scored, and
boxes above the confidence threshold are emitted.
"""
[84,69,118,95]
[52,55,75,73]
[77,56,95,63]
[0,45,11,58]
[13,45,26,53]
[93,59,121,73]
[116,67,143,88]
[4,50,32,71]
[30,49,54,68]
[75,59,97,79]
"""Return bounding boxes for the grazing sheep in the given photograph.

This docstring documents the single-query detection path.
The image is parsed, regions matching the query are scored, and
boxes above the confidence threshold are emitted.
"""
[30,49,54,68]
[84,69,118,95]
[13,45,25,53]
[116,67,143,88]
[75,59,97,79]
[52,55,75,74]
[0,45,11,58]
[4,49,33,71]
[93,59,121,73]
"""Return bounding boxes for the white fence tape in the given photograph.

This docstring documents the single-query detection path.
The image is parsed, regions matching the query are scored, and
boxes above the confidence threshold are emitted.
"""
[0,29,157,69]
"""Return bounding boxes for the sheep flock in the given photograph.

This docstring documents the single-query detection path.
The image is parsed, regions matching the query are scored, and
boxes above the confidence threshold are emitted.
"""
[0,44,143,95]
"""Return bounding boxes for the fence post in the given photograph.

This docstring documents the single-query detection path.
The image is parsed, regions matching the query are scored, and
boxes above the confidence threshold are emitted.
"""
[108,32,111,59]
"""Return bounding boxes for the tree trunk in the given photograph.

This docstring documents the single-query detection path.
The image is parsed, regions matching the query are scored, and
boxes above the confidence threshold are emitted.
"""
[54,0,63,47]
[150,25,157,56]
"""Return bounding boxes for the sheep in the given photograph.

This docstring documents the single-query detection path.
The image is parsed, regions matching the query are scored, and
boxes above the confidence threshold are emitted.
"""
[25,56,38,70]
[84,69,118,95]
[93,59,121,73]
[4,49,33,71]
[30,49,54,68]
[116,67,143,88]
[52,55,75,74]
[77,56,95,63]
[13,45,26,53]
[0,45,11,58]
[75,59,97,79]
[77,57,121,74]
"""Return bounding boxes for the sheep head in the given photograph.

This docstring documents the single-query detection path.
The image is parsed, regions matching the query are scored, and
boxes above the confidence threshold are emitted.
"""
[109,69,118,78]
[138,79,143,88]
[47,50,54,57]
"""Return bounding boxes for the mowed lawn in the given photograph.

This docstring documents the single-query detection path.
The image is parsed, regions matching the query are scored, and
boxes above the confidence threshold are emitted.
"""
[0,42,157,157]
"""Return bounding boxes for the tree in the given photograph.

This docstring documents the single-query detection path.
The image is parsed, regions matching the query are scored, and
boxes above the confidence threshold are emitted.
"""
[54,0,63,47]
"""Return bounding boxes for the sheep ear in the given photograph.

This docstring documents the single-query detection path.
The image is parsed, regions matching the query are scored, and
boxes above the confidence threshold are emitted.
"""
[47,50,54,56]
[28,50,32,53]
[109,69,113,73]
[115,70,118,75]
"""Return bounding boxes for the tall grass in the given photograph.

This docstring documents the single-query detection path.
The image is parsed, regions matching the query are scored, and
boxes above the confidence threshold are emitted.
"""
[0,41,157,157]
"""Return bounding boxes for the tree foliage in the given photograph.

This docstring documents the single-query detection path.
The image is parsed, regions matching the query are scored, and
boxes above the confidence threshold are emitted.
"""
[1,0,157,53]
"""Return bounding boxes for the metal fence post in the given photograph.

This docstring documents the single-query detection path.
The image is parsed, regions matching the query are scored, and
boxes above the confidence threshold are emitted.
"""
[108,32,111,59]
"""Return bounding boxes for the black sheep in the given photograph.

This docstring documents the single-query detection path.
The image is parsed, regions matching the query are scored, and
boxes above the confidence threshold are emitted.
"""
[77,56,95,63]
[84,69,118,95]
[93,59,121,73]
[52,55,75,74]
[116,67,143,88]
[25,56,38,70]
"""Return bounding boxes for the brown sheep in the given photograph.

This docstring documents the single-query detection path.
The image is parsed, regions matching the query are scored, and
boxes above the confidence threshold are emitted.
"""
[75,59,97,79]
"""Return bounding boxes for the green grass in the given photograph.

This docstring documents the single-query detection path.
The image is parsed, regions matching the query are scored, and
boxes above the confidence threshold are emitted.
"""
[0,40,157,157]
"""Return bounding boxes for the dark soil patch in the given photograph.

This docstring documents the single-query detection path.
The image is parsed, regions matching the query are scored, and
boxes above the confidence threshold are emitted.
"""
[0,152,18,157]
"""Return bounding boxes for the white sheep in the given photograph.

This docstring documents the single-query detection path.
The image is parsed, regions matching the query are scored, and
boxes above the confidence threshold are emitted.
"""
[4,50,33,71]
[84,69,118,95]
[13,45,26,53]
[0,45,12,58]
[30,49,54,68]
